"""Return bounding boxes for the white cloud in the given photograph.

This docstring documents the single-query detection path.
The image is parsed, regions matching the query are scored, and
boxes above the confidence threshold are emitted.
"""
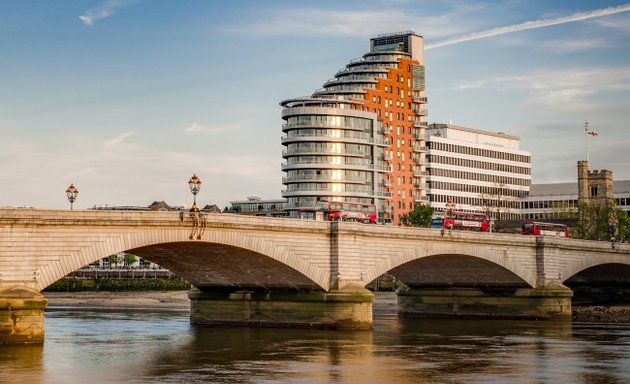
[104,131,135,147]
[79,0,136,26]
[591,15,630,33]
[540,38,611,53]
[184,122,246,136]
[453,67,630,111]
[0,134,282,210]
[426,4,630,50]
[224,8,467,40]
[234,9,409,37]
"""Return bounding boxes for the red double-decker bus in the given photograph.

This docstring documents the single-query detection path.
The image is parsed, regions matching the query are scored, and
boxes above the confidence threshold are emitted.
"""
[522,221,569,237]
[443,211,490,232]
[315,200,377,224]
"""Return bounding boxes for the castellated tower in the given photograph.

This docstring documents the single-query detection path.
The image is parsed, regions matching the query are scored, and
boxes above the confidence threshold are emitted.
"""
[577,160,614,207]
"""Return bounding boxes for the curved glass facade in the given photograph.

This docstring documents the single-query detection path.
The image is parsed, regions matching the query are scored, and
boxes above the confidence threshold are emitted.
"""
[280,32,427,223]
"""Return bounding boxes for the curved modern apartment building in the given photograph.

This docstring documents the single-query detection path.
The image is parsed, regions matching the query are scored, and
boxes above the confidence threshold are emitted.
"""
[280,31,428,224]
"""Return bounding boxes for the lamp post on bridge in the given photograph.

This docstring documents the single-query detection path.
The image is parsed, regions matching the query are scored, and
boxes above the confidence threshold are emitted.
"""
[66,184,79,210]
[188,174,202,212]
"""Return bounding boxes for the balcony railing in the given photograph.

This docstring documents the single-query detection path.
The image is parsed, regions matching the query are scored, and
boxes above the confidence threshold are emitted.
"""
[281,161,392,173]
[281,188,391,198]
[413,168,429,177]
[414,194,429,202]
[412,106,428,116]
[282,175,371,184]
[413,119,428,128]
[412,95,428,103]
[281,134,386,145]
[412,143,428,153]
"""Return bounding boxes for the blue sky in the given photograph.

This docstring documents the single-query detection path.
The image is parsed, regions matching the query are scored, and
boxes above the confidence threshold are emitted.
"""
[1,0,629,209]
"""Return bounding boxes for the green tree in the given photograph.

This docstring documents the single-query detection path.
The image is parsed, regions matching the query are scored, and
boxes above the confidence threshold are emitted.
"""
[124,253,137,266]
[106,254,118,266]
[400,204,433,227]
[616,209,630,242]
[572,201,620,241]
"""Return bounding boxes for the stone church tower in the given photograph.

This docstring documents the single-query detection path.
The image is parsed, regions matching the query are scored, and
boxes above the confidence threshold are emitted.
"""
[577,160,614,207]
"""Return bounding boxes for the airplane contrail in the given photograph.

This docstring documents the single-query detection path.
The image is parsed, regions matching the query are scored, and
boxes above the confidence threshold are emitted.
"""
[425,4,630,50]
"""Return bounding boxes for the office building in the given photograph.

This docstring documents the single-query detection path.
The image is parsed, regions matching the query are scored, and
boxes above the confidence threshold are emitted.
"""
[425,123,532,219]
[280,31,428,224]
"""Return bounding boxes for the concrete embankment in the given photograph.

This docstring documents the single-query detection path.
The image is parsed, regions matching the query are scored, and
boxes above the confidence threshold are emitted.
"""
[44,291,630,323]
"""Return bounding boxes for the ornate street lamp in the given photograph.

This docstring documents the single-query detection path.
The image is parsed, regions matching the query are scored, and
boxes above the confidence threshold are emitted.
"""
[66,184,79,210]
[188,174,202,212]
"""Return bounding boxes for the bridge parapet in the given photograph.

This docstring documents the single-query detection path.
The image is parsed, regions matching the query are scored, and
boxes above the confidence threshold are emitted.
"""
[2,208,630,342]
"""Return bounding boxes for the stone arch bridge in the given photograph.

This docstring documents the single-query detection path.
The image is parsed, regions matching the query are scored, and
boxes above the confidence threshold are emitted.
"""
[2,208,629,343]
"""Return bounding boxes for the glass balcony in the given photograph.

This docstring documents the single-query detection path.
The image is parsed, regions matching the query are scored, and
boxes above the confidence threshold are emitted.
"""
[413,119,428,128]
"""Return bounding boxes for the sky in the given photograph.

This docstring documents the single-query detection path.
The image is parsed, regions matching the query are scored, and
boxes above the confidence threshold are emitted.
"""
[1,0,629,210]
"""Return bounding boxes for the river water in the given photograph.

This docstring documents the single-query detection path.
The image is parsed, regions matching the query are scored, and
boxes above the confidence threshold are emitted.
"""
[2,294,630,384]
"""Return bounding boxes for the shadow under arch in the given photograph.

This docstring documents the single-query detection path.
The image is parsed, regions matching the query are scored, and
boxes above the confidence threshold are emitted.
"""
[127,241,325,293]
[564,263,630,305]
[127,242,372,330]
[388,254,532,290]
[383,254,567,319]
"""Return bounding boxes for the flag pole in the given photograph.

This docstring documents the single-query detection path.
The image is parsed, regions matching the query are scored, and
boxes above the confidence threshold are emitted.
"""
[584,120,589,162]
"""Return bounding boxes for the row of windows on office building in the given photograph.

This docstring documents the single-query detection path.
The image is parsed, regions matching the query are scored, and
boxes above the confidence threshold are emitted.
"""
[428,168,531,187]
[428,142,531,164]
[427,155,531,175]
[429,194,521,211]
[520,197,630,211]
[519,202,628,219]
[429,181,528,198]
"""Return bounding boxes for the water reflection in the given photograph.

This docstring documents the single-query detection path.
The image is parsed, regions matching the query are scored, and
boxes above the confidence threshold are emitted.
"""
[0,344,44,384]
[0,306,628,384]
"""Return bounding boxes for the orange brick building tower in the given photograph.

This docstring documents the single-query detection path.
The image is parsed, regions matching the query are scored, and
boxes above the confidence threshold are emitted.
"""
[280,31,427,224]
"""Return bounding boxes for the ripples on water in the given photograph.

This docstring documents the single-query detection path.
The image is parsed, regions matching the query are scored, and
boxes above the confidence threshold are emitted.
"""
[1,298,629,384]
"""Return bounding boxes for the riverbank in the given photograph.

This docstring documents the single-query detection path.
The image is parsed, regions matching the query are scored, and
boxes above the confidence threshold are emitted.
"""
[44,291,399,312]
[573,305,630,323]
[44,290,191,309]
[43,291,630,322]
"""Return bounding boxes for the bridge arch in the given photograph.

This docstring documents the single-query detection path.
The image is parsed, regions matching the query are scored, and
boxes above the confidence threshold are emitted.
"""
[386,253,532,288]
[38,226,329,292]
[560,254,630,285]
[128,241,324,292]
[362,240,537,288]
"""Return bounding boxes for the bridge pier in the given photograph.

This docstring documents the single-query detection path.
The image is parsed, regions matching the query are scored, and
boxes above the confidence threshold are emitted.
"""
[189,285,374,330]
[0,286,47,344]
[396,283,573,320]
